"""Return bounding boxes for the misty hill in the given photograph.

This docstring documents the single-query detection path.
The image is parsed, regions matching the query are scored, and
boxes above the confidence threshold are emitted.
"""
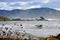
[0,8,60,19]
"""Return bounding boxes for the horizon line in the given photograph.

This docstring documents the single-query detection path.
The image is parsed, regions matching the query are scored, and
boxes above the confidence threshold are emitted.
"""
[0,7,59,11]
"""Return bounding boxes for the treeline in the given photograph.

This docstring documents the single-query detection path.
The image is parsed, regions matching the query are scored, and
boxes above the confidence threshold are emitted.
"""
[12,17,47,21]
[0,16,47,21]
[0,16,11,21]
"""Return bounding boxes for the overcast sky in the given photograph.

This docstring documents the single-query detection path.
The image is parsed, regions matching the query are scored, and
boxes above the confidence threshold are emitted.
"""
[0,0,60,10]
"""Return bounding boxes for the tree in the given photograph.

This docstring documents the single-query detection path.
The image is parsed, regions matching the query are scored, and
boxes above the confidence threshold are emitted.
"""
[36,24,43,29]
[40,16,45,20]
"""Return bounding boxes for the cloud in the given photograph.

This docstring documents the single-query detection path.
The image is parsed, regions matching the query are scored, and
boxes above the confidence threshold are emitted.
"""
[42,0,49,3]
[0,0,50,4]
[0,2,41,10]
[0,0,60,10]
[0,2,13,10]
[0,0,60,3]
[27,5,41,9]
[35,0,49,4]
[54,8,60,11]
[50,0,60,2]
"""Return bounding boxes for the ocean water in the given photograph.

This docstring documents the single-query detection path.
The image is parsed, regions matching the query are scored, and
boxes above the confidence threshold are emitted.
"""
[0,21,60,37]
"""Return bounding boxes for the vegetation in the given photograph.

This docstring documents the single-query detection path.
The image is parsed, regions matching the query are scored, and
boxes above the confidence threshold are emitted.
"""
[36,16,47,21]
[0,16,11,21]
[36,24,43,29]
[0,38,21,40]
[12,18,21,21]
[46,34,60,40]
[38,34,60,40]
[0,16,47,21]
[40,17,45,20]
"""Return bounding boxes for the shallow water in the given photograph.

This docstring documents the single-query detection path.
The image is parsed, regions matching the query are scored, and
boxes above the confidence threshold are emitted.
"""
[0,21,60,37]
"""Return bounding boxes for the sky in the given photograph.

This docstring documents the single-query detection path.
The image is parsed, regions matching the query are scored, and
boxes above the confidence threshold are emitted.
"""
[0,0,60,10]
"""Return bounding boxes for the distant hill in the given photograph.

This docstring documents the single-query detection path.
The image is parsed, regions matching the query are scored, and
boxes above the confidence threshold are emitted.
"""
[0,16,11,21]
[0,8,60,19]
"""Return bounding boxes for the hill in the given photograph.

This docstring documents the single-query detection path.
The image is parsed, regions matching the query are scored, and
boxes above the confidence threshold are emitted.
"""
[0,8,60,19]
